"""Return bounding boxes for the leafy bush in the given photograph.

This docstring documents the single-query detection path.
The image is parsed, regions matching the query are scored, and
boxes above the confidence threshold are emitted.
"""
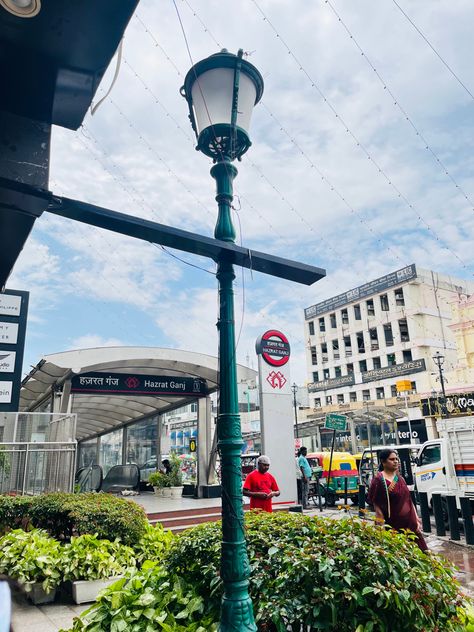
[62,562,218,632]
[148,471,166,488]
[165,512,467,631]
[0,495,33,534]
[132,522,175,567]
[62,534,137,581]
[0,528,62,593]
[26,492,147,545]
[168,454,183,487]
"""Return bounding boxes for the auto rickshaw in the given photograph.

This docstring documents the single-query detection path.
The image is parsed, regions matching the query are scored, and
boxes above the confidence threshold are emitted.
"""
[307,451,359,506]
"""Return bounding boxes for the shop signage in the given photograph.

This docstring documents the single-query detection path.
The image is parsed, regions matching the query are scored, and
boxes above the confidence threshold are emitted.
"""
[305,264,416,319]
[421,392,474,417]
[255,330,290,367]
[325,413,347,431]
[0,351,16,373]
[189,438,197,453]
[362,359,426,383]
[0,322,19,344]
[308,374,355,392]
[0,289,29,412]
[71,372,207,396]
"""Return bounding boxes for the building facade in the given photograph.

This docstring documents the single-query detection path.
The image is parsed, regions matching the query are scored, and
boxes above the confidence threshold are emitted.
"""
[303,264,474,450]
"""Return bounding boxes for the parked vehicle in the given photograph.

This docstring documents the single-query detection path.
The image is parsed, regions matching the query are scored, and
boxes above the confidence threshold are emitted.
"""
[240,453,260,481]
[359,444,420,492]
[414,417,474,510]
[307,452,359,506]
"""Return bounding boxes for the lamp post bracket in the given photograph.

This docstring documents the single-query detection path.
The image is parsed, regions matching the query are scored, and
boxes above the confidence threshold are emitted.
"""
[47,194,326,286]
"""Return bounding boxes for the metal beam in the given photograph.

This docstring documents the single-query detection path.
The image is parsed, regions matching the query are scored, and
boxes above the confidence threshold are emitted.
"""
[47,195,326,286]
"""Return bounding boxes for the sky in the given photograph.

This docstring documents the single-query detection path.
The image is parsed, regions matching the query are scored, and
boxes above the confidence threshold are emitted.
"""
[8,0,474,386]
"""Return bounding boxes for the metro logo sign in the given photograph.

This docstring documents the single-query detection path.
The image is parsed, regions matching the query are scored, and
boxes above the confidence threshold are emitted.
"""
[255,330,290,367]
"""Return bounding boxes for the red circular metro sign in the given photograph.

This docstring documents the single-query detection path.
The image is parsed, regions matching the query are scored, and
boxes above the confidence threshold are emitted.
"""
[255,329,290,367]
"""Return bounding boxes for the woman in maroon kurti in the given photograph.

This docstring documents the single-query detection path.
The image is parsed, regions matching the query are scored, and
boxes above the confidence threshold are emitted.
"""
[367,449,428,552]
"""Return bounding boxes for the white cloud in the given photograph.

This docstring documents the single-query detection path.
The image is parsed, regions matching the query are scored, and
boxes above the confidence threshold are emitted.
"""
[69,334,125,350]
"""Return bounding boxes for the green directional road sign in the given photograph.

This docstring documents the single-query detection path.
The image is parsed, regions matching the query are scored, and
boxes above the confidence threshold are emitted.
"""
[325,413,347,432]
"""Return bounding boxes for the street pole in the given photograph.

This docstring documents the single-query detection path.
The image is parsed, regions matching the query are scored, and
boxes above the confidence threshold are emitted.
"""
[291,382,299,438]
[211,159,256,630]
[404,391,413,444]
[433,351,447,418]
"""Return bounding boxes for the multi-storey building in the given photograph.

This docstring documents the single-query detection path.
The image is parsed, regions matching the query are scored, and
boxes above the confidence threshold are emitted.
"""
[304,264,474,419]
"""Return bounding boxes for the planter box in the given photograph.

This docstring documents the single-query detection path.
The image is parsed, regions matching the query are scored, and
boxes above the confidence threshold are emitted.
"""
[153,486,163,497]
[28,583,57,605]
[169,486,183,499]
[72,576,123,604]
[162,487,172,497]
[182,483,196,497]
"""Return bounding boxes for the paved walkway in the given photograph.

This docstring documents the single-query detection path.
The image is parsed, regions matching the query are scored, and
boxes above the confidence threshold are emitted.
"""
[11,496,474,630]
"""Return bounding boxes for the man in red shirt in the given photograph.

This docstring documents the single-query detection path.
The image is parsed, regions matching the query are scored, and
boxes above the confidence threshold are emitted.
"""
[243,455,280,512]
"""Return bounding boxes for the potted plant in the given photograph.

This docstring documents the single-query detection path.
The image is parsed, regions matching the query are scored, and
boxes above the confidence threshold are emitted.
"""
[62,533,136,604]
[148,471,166,496]
[0,528,62,604]
[168,454,184,499]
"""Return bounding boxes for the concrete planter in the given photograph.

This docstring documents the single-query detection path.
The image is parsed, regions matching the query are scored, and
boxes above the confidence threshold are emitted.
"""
[153,486,163,497]
[170,485,183,499]
[162,487,172,497]
[28,583,57,605]
[72,576,123,604]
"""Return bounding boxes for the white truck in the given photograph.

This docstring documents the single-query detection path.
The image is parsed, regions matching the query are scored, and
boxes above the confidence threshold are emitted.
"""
[414,416,474,510]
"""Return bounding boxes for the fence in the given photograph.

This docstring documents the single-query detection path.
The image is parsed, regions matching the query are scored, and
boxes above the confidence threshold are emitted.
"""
[0,412,77,495]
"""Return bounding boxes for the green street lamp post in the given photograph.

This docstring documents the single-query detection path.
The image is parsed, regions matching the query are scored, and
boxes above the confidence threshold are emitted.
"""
[181,49,264,631]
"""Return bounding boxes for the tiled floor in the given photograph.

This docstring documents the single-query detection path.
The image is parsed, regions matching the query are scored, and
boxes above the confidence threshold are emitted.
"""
[12,591,88,632]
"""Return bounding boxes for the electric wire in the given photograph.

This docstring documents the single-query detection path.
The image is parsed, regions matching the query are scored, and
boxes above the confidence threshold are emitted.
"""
[391,0,474,103]
[323,0,474,212]
[250,0,471,273]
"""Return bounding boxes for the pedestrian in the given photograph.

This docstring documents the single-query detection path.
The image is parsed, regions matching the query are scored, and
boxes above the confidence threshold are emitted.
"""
[298,447,312,509]
[295,452,303,505]
[160,459,171,475]
[243,455,280,512]
[367,448,428,552]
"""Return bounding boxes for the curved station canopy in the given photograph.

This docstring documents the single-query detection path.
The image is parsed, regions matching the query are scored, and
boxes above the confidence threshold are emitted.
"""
[20,347,256,441]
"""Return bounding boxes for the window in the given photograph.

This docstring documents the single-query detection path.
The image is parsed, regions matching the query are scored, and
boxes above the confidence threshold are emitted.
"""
[337,394,345,404]
[380,294,389,311]
[376,387,385,400]
[347,363,354,374]
[359,359,367,372]
[310,346,317,364]
[419,445,441,467]
[334,366,342,377]
[369,327,379,350]
[395,288,405,306]
[391,385,398,397]
[354,304,361,320]
[362,389,371,401]
[349,392,357,402]
[314,398,321,408]
[319,317,326,332]
[398,319,410,342]
[326,395,333,405]
[356,331,365,353]
[403,349,412,362]
[341,308,349,324]
[330,313,337,328]
[366,299,375,316]
[387,353,396,366]
[344,335,352,356]
[372,356,381,369]
[312,371,319,382]
[383,323,394,346]
[308,321,315,336]
[411,381,417,392]
[323,368,330,379]
[332,339,340,359]
[321,342,328,362]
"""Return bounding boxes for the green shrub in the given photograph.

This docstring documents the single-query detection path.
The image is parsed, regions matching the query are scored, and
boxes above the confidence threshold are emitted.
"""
[0,495,33,534]
[62,533,137,581]
[0,528,62,593]
[62,562,218,632]
[165,512,467,631]
[28,493,147,545]
[148,471,166,488]
[133,522,175,567]
[168,454,183,487]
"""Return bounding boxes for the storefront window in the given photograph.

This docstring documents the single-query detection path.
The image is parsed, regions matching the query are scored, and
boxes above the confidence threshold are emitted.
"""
[99,428,123,475]
[125,417,158,468]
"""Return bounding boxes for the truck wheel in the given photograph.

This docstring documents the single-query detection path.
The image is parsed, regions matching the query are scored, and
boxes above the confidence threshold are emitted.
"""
[325,490,337,507]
